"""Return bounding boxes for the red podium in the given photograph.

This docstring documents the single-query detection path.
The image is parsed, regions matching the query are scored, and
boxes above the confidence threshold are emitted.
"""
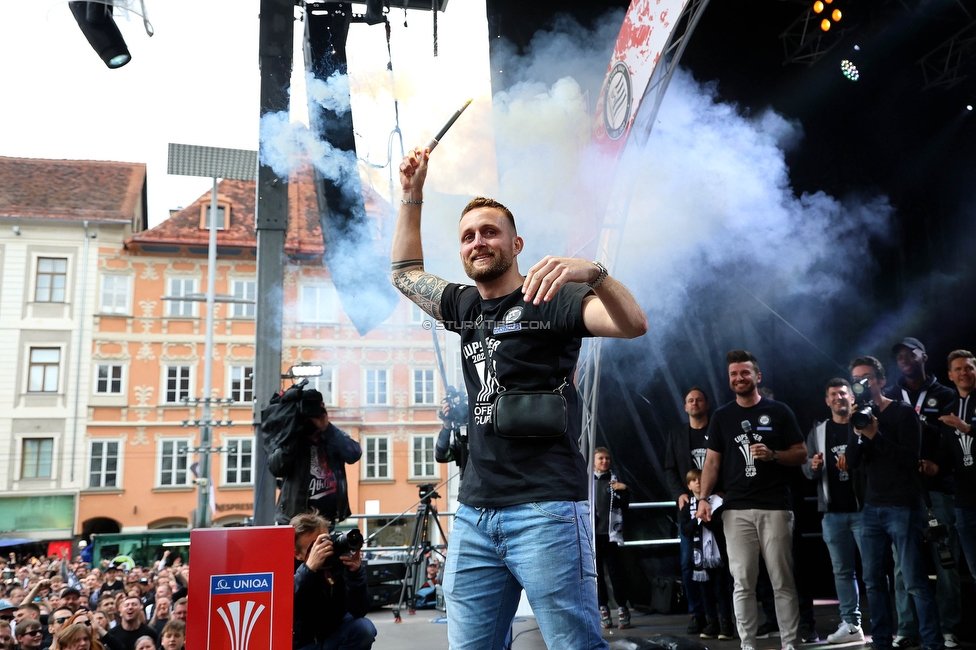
[187,527,294,650]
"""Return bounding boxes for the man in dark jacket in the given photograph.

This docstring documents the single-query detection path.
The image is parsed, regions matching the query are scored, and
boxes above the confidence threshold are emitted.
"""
[884,338,959,649]
[269,390,362,527]
[291,514,374,650]
[664,387,711,634]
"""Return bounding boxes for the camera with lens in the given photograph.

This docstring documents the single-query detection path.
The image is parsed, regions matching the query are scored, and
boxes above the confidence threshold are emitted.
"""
[323,528,364,569]
[850,378,878,431]
[924,517,956,569]
[439,386,469,430]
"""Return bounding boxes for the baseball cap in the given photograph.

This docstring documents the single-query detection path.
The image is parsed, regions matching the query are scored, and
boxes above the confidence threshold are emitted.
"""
[60,587,81,598]
[0,599,15,612]
[893,337,926,354]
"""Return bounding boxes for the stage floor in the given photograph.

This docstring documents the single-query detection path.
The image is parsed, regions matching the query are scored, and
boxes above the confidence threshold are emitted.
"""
[369,601,969,650]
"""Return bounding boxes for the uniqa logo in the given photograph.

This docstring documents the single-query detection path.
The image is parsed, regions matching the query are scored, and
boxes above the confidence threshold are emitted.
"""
[216,600,265,650]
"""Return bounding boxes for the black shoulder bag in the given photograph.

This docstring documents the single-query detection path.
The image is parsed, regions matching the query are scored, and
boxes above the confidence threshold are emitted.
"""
[477,322,569,440]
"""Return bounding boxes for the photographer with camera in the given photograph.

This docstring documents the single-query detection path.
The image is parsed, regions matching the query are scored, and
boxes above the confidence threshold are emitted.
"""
[844,356,944,650]
[267,389,362,527]
[291,514,374,650]
[434,391,468,479]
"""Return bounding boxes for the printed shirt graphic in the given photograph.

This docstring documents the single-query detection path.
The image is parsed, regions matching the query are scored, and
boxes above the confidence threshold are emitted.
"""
[307,441,337,519]
[209,573,272,650]
[706,397,804,510]
[689,426,708,471]
[440,282,592,508]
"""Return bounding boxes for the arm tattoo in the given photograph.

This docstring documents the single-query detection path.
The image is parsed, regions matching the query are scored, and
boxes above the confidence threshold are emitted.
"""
[391,259,424,271]
[391,267,447,320]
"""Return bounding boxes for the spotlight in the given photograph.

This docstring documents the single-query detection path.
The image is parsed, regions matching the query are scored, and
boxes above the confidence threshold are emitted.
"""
[840,59,860,81]
[821,18,831,31]
[69,1,131,68]
[832,9,842,21]
[968,105,974,111]
[854,44,861,51]
[813,1,824,13]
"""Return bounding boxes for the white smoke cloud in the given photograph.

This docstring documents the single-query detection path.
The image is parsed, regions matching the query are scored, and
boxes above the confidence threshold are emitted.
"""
[487,14,893,356]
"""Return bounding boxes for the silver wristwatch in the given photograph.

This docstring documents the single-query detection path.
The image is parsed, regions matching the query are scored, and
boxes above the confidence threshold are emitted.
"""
[588,261,608,289]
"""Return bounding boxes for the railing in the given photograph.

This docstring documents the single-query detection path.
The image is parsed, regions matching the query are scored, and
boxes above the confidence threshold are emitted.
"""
[347,501,682,551]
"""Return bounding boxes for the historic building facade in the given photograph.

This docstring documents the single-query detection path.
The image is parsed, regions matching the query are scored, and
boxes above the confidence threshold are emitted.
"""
[0,157,147,543]
[79,166,456,540]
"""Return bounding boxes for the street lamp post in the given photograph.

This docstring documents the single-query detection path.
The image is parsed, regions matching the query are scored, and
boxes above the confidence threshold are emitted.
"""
[167,143,258,528]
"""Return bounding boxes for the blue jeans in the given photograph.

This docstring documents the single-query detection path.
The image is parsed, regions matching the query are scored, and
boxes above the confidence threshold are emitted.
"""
[443,501,607,650]
[297,613,376,650]
[894,492,960,636]
[860,505,943,650]
[955,507,976,579]
[821,511,864,626]
[679,524,706,617]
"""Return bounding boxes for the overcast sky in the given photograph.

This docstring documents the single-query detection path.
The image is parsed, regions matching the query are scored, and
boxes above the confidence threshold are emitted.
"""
[0,0,494,227]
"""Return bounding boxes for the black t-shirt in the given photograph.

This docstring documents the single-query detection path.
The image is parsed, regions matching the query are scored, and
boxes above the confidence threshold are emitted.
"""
[823,420,858,513]
[440,282,592,507]
[105,623,158,650]
[689,426,708,471]
[307,437,338,521]
[936,394,976,508]
[706,397,804,510]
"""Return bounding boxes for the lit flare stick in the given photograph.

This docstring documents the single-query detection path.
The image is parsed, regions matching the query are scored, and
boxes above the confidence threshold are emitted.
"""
[424,98,473,152]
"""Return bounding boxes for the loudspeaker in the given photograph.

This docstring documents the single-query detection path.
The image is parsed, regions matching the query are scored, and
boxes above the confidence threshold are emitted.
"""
[368,583,402,608]
[365,560,406,585]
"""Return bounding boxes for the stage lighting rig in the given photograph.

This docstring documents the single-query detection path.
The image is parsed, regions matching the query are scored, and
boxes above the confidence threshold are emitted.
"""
[840,59,859,81]
[813,0,842,32]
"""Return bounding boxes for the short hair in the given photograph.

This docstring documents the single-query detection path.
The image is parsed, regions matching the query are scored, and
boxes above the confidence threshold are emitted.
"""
[725,350,760,373]
[0,620,11,633]
[849,356,885,381]
[122,594,141,605]
[948,349,975,366]
[685,386,709,403]
[460,197,517,233]
[161,619,186,638]
[173,597,188,608]
[291,513,329,554]
[16,619,41,637]
[686,468,702,484]
[594,447,610,457]
[134,636,156,650]
[55,624,90,649]
[825,378,852,395]
[18,603,40,617]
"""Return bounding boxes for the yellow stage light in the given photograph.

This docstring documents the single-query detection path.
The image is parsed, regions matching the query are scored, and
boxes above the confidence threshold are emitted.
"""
[813,1,824,13]
[832,9,842,21]
[821,18,831,31]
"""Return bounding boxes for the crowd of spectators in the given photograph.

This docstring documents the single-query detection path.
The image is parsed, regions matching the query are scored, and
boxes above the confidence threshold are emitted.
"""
[0,550,187,650]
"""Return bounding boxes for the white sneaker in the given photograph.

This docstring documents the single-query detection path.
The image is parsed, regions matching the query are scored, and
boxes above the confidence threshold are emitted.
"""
[892,636,918,649]
[827,622,864,644]
[944,634,959,649]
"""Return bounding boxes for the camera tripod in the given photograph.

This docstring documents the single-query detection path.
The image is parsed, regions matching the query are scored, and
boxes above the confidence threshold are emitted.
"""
[393,485,448,622]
